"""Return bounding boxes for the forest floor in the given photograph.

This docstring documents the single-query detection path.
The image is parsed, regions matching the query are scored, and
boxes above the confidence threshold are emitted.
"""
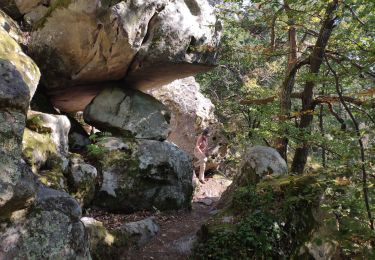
[87,174,232,260]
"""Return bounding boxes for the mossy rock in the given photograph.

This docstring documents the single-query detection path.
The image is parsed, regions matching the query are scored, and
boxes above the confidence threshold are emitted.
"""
[22,128,68,191]
[82,217,129,260]
[91,137,193,213]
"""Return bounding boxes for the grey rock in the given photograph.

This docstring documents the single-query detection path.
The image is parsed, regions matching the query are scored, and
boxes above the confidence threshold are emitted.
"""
[239,145,288,184]
[198,198,213,206]
[93,137,193,212]
[171,234,196,253]
[67,154,98,207]
[0,185,91,259]
[122,217,159,247]
[0,19,40,218]
[84,87,170,141]
[218,146,287,208]
[67,113,91,152]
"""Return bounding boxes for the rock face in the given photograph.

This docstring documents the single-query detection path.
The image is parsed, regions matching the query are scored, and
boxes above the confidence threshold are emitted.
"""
[0,185,91,259]
[147,76,216,155]
[0,13,91,259]
[67,154,98,207]
[93,137,193,212]
[0,20,40,219]
[84,87,171,140]
[19,0,222,112]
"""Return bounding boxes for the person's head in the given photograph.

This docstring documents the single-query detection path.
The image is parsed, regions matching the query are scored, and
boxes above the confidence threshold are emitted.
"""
[202,128,209,137]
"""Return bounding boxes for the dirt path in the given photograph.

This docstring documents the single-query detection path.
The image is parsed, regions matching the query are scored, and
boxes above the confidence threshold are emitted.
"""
[125,175,232,260]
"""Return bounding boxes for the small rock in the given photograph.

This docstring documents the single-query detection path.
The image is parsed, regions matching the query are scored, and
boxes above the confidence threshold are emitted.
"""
[199,198,213,206]
[171,234,197,253]
[122,217,159,247]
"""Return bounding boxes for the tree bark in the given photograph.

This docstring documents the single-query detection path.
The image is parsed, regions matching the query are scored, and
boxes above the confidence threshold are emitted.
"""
[291,0,339,174]
[276,1,298,161]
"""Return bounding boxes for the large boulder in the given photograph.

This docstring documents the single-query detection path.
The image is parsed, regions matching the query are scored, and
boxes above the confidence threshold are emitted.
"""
[84,87,171,141]
[21,0,222,111]
[92,137,193,212]
[0,185,91,259]
[0,17,40,219]
[219,145,287,208]
[238,145,287,184]
[147,76,216,155]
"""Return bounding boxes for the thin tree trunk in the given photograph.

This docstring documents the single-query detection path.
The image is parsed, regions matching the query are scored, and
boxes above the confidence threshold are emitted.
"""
[326,57,374,230]
[319,103,326,167]
[291,0,339,174]
[276,1,297,161]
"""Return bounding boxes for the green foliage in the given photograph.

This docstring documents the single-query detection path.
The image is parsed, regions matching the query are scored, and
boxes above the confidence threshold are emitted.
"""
[193,175,323,259]
[86,144,105,157]
[86,132,112,157]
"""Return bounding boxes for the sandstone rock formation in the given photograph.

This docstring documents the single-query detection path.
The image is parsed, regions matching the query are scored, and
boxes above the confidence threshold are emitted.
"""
[147,76,216,154]
[0,1,220,257]
[93,137,193,212]
[84,87,171,140]
[10,0,223,112]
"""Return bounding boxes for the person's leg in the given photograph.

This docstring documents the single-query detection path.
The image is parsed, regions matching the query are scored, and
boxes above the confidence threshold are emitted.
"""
[194,149,207,183]
[198,156,207,183]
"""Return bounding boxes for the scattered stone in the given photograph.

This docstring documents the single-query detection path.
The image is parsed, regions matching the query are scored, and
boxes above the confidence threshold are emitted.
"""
[82,217,127,260]
[198,198,213,206]
[171,234,197,254]
[122,217,159,247]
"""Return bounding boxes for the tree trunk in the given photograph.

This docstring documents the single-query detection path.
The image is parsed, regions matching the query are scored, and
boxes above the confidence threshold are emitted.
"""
[319,104,326,167]
[276,1,297,161]
[291,0,339,174]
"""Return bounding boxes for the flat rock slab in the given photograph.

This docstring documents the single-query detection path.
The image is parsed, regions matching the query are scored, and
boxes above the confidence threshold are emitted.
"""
[84,87,170,141]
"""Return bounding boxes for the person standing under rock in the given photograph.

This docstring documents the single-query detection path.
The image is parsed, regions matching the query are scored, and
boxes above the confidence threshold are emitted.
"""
[194,128,209,184]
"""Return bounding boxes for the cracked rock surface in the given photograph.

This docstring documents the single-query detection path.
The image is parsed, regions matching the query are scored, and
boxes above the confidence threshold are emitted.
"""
[21,0,222,112]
